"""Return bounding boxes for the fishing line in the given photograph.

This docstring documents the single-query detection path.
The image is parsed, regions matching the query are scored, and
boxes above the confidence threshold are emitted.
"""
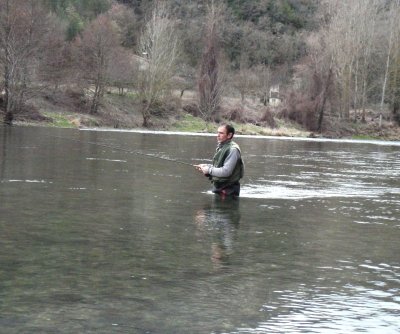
[51,135,195,167]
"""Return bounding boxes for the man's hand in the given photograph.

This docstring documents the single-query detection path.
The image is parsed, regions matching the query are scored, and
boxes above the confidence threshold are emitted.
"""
[194,164,210,175]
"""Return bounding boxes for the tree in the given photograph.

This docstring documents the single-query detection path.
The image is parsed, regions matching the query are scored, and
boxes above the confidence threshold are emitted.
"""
[106,2,138,48]
[231,62,259,104]
[0,0,53,125]
[104,4,138,95]
[255,64,272,106]
[38,17,72,93]
[389,53,400,124]
[381,0,400,126]
[106,48,137,95]
[318,0,382,122]
[198,1,225,121]
[350,0,379,123]
[138,1,180,127]
[78,14,119,114]
[44,0,112,40]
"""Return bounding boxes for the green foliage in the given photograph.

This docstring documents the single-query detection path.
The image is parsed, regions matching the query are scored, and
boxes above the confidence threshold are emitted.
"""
[75,0,111,18]
[42,111,75,128]
[43,0,318,67]
[45,0,111,18]
[66,11,84,40]
[44,0,71,17]
[351,134,380,140]
[226,0,317,31]
[267,0,308,30]
[222,0,317,69]
[226,0,253,21]
[171,114,215,133]
[44,0,112,39]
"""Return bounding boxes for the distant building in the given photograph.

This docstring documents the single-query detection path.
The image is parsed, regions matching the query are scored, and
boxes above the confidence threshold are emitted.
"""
[269,85,281,107]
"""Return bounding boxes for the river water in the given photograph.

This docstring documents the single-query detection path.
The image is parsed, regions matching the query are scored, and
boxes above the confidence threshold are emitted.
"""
[1,126,399,334]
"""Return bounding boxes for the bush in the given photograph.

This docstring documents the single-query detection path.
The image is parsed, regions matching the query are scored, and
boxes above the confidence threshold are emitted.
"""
[183,103,200,117]
[147,96,181,118]
[259,108,277,128]
[16,103,51,122]
[226,107,247,123]
[278,91,318,131]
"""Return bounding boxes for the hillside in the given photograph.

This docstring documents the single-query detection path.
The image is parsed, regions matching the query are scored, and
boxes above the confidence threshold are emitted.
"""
[1,0,400,139]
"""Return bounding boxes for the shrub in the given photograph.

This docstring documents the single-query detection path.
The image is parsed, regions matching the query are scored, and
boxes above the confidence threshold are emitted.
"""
[278,91,318,131]
[183,103,200,117]
[259,108,277,128]
[226,107,247,123]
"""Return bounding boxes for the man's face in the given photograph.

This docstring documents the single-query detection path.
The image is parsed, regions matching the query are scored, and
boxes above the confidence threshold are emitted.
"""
[217,126,232,143]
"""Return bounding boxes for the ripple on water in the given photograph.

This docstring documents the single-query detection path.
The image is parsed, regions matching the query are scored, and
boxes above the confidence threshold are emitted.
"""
[0,179,52,184]
[239,183,387,200]
[229,260,400,333]
[86,157,127,162]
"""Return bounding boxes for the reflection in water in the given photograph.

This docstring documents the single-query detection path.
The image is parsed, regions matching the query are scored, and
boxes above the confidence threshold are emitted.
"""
[194,197,240,269]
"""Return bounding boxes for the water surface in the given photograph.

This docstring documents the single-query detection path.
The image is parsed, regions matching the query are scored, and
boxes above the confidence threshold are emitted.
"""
[1,126,399,333]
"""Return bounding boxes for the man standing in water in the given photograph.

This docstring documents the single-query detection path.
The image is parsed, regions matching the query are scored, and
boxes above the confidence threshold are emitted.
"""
[195,124,244,197]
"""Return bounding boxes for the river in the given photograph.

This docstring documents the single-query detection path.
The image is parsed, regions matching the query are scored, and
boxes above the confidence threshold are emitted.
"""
[1,126,399,333]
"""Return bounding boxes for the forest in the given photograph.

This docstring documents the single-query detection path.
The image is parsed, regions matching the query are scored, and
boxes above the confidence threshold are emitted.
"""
[1,0,400,138]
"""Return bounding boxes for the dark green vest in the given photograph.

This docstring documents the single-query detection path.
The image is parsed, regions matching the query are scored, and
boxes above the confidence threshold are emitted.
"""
[211,141,244,189]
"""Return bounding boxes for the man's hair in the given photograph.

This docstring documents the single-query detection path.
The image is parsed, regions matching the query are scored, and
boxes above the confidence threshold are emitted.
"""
[221,123,235,136]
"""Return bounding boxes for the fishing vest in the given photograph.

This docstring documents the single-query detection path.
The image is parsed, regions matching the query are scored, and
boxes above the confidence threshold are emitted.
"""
[211,140,244,188]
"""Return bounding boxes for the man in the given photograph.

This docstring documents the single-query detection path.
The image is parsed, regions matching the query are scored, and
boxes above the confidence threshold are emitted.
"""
[195,124,244,197]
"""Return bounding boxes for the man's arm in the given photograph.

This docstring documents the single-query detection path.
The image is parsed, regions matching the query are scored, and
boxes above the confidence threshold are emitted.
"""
[208,148,240,177]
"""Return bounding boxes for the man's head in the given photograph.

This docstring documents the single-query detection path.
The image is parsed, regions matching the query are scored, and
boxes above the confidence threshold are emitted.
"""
[217,124,235,143]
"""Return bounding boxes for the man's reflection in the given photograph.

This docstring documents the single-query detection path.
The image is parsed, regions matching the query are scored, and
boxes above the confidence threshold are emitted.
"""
[195,197,241,269]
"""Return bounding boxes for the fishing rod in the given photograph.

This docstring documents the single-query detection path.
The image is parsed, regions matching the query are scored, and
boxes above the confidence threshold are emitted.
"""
[51,135,195,167]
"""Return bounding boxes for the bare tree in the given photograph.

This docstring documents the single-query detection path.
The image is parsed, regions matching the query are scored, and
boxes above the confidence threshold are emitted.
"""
[254,64,272,106]
[341,0,379,123]
[78,14,119,114]
[327,1,359,119]
[107,3,138,48]
[38,17,71,93]
[389,51,400,124]
[106,48,137,95]
[198,0,225,121]
[307,31,335,132]
[320,0,381,122]
[0,0,52,125]
[138,1,180,127]
[380,0,400,126]
[231,56,259,104]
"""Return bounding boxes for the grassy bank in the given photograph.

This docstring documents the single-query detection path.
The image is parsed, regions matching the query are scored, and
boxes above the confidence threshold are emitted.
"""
[14,91,311,137]
[7,90,400,141]
[21,109,311,138]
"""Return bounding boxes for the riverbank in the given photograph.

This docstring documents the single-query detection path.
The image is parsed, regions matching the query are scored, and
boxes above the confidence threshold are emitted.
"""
[4,90,400,141]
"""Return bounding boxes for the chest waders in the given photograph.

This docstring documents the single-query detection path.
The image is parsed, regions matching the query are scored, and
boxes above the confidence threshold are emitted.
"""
[211,141,244,197]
